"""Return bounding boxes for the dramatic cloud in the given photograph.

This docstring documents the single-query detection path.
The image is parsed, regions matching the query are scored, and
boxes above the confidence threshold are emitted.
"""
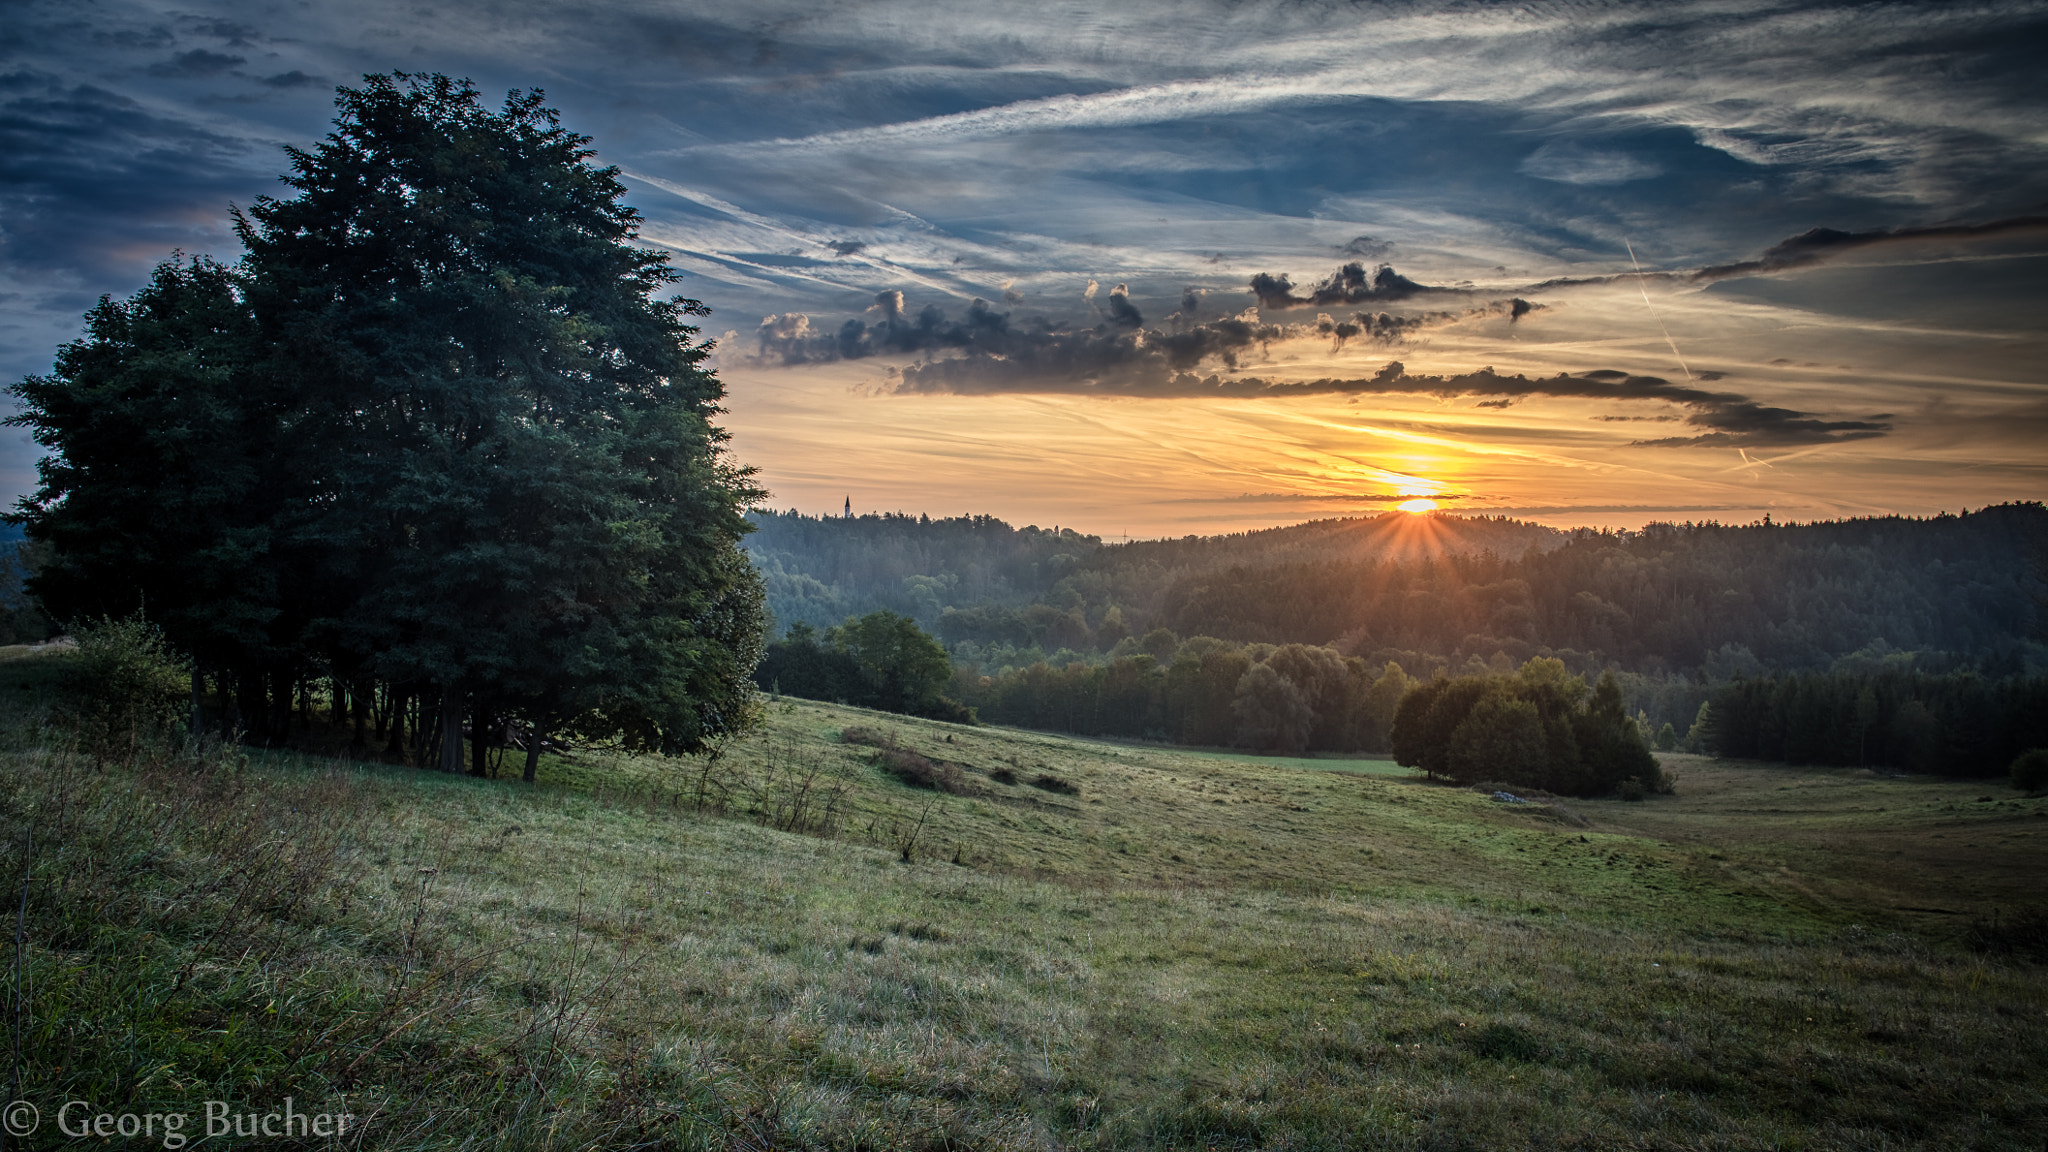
[0,73,271,275]
[1526,215,2048,291]
[1688,216,2048,282]
[146,49,246,78]
[890,356,1888,449]
[5,0,2043,523]
[751,289,1537,376]
[1249,263,1434,309]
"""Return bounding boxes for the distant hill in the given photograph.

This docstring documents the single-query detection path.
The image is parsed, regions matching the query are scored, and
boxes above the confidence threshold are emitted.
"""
[749,504,2048,679]
[745,509,1559,638]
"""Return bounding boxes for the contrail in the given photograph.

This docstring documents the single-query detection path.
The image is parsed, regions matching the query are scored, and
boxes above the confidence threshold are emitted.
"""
[1625,238,1694,381]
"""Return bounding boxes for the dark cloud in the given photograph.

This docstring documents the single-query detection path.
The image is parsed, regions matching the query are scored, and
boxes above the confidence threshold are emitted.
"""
[1524,214,2048,293]
[892,353,1888,448]
[1250,262,1434,309]
[1689,216,2048,281]
[825,240,866,257]
[1339,236,1392,260]
[184,20,260,48]
[756,291,1013,362]
[1101,282,1142,328]
[752,289,1533,379]
[259,71,323,89]
[146,50,246,78]
[91,26,175,50]
[0,74,270,274]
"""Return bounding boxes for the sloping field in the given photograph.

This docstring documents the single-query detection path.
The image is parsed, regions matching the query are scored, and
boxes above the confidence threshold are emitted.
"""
[7,684,2045,1149]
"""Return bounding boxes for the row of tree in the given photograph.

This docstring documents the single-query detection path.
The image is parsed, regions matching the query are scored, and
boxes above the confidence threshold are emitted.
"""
[953,639,1418,753]
[9,75,766,774]
[1702,669,2048,777]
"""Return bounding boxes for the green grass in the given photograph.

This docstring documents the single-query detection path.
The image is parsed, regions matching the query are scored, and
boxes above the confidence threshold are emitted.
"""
[5,680,2046,1149]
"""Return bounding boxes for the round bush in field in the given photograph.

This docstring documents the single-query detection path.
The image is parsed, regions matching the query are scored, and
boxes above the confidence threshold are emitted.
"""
[2011,748,2048,793]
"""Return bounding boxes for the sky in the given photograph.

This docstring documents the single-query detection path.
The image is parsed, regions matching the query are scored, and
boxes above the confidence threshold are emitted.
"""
[4,0,2045,536]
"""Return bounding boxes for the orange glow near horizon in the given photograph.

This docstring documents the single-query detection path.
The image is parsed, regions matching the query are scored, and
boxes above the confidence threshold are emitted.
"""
[1398,498,1439,513]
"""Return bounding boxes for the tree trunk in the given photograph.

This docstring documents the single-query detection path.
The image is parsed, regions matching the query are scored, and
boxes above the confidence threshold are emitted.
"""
[235,664,263,743]
[350,680,368,751]
[469,697,489,778]
[439,686,464,773]
[384,686,407,759]
[524,711,547,783]
[190,668,205,739]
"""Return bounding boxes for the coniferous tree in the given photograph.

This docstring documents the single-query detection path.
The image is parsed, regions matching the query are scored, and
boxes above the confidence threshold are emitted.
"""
[232,73,764,761]
[11,74,768,762]
[8,255,298,735]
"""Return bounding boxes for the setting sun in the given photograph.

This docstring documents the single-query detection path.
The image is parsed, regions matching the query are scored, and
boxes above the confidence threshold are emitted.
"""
[1398,498,1439,513]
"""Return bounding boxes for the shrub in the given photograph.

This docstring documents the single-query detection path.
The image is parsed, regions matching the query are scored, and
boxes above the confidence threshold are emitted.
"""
[876,747,971,794]
[66,615,190,756]
[989,767,1019,785]
[2011,748,2048,794]
[840,725,901,750]
[1029,772,1079,796]
[1617,776,1647,802]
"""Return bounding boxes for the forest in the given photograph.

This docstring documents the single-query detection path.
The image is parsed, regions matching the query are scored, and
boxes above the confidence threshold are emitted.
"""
[753,504,2047,681]
[752,504,2047,777]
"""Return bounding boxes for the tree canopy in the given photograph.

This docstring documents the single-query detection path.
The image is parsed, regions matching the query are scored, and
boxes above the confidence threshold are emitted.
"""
[8,73,766,768]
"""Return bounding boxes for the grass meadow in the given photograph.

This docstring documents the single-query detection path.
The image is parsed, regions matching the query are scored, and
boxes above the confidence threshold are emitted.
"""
[3,652,2044,1149]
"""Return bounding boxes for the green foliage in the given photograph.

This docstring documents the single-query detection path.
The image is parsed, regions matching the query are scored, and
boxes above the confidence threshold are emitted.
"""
[1390,663,1656,797]
[2012,747,2048,793]
[1707,670,2048,776]
[756,611,966,721]
[67,616,191,754]
[1449,691,1545,782]
[10,74,767,759]
[8,256,284,673]
[752,504,2048,681]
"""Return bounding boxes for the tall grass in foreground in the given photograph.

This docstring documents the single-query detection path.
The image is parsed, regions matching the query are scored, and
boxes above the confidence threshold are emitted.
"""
[2,692,2045,1147]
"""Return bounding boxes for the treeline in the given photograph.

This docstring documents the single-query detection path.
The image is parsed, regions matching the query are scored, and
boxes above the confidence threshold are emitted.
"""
[1112,507,2048,675]
[949,639,1418,753]
[1704,670,2048,777]
[750,505,2048,680]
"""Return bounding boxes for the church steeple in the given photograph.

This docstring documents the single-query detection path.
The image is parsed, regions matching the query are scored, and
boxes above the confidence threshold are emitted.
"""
[844,495,851,520]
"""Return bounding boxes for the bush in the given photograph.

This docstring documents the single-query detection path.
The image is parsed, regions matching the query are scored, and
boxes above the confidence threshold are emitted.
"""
[875,747,972,794]
[66,615,190,756]
[1029,772,1079,796]
[840,725,900,750]
[2011,748,2048,794]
